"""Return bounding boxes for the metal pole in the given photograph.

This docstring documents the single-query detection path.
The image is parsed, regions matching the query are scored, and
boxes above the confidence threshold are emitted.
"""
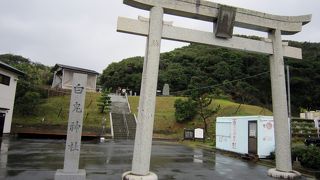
[286,65,292,141]
[286,65,292,153]
[286,65,292,119]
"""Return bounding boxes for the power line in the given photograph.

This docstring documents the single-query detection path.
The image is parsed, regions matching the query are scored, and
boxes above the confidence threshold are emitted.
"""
[171,71,270,95]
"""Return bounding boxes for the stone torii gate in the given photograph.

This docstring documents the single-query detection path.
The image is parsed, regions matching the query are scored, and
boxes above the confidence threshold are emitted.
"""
[117,0,311,179]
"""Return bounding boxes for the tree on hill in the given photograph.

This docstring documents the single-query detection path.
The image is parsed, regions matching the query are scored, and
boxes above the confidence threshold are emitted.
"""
[0,54,52,115]
[0,54,52,85]
[188,76,220,135]
[97,88,112,114]
[174,98,197,123]
[99,56,143,93]
[196,93,220,135]
[100,40,320,115]
[15,91,41,115]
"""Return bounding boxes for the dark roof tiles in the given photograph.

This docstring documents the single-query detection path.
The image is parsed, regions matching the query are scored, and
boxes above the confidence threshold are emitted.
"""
[0,61,25,76]
[53,64,100,75]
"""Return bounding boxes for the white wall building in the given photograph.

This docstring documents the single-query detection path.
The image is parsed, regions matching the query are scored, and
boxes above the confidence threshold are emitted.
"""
[216,116,275,158]
[0,61,24,134]
[51,64,99,92]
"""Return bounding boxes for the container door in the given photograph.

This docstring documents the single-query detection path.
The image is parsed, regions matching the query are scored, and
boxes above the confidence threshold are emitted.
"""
[0,113,5,136]
[248,121,257,154]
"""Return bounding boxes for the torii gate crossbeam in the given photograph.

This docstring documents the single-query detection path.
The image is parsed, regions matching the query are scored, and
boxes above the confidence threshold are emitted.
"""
[117,17,302,59]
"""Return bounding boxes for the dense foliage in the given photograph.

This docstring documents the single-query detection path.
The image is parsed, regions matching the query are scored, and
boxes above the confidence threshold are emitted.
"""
[174,98,197,123]
[292,145,320,170]
[97,88,112,113]
[175,80,220,134]
[100,40,320,115]
[0,54,52,115]
[194,94,220,134]
[99,56,143,93]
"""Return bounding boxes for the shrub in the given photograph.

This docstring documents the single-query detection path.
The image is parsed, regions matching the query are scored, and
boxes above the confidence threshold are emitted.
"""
[16,91,41,115]
[97,88,111,113]
[270,145,320,170]
[292,145,320,170]
[174,98,197,123]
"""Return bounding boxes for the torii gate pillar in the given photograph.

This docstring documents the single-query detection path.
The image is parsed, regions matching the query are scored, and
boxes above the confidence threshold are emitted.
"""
[267,29,301,178]
[122,6,163,180]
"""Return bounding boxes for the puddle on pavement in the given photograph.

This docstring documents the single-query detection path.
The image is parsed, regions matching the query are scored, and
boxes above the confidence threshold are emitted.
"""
[0,137,278,180]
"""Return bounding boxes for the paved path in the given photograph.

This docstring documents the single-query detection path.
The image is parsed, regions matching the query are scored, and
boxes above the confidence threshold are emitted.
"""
[0,137,313,180]
[109,94,130,114]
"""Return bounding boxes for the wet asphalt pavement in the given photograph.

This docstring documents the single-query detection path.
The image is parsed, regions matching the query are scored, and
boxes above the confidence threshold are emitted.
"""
[0,137,298,180]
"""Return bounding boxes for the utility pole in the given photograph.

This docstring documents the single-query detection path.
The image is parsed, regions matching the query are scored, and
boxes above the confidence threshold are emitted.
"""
[286,65,292,149]
[286,65,292,119]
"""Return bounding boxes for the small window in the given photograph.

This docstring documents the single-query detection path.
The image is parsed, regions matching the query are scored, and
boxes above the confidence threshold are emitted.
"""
[0,73,10,86]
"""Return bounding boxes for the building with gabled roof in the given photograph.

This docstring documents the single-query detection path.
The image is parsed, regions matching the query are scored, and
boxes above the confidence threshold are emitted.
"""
[0,61,25,134]
[51,64,99,92]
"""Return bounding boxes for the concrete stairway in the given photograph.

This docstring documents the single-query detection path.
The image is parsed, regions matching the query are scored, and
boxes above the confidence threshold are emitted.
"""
[109,94,136,139]
[111,113,128,139]
[126,114,136,139]
[111,113,136,139]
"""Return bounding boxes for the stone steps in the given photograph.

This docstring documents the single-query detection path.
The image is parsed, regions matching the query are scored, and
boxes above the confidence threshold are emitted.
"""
[126,114,136,139]
[111,113,136,139]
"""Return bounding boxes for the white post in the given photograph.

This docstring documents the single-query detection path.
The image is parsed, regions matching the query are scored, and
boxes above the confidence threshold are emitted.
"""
[123,6,163,180]
[267,29,300,178]
[0,137,9,179]
[55,73,87,180]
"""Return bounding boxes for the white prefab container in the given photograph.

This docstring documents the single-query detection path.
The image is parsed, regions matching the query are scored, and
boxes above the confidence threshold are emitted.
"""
[216,116,275,158]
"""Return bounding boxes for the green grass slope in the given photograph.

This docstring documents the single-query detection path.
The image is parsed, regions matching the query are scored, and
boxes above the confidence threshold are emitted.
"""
[128,96,272,139]
[12,94,271,138]
[12,92,109,133]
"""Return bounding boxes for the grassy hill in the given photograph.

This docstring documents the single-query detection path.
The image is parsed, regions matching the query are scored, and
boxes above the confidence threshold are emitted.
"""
[12,92,109,134]
[12,94,271,138]
[128,96,272,139]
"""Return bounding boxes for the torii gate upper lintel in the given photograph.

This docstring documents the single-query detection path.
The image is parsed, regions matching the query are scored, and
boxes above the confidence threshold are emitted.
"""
[123,0,311,35]
[119,1,311,179]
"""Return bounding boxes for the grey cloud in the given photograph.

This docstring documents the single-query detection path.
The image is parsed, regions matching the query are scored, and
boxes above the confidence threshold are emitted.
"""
[0,0,318,73]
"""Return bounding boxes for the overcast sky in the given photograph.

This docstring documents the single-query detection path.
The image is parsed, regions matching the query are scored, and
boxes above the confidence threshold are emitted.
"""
[0,0,318,73]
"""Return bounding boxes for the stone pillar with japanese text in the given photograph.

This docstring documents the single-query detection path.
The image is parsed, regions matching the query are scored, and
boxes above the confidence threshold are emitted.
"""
[55,73,87,180]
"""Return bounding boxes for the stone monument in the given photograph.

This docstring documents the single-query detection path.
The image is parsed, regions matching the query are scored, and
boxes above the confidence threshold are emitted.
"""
[162,83,170,96]
[117,0,311,179]
[55,73,87,180]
